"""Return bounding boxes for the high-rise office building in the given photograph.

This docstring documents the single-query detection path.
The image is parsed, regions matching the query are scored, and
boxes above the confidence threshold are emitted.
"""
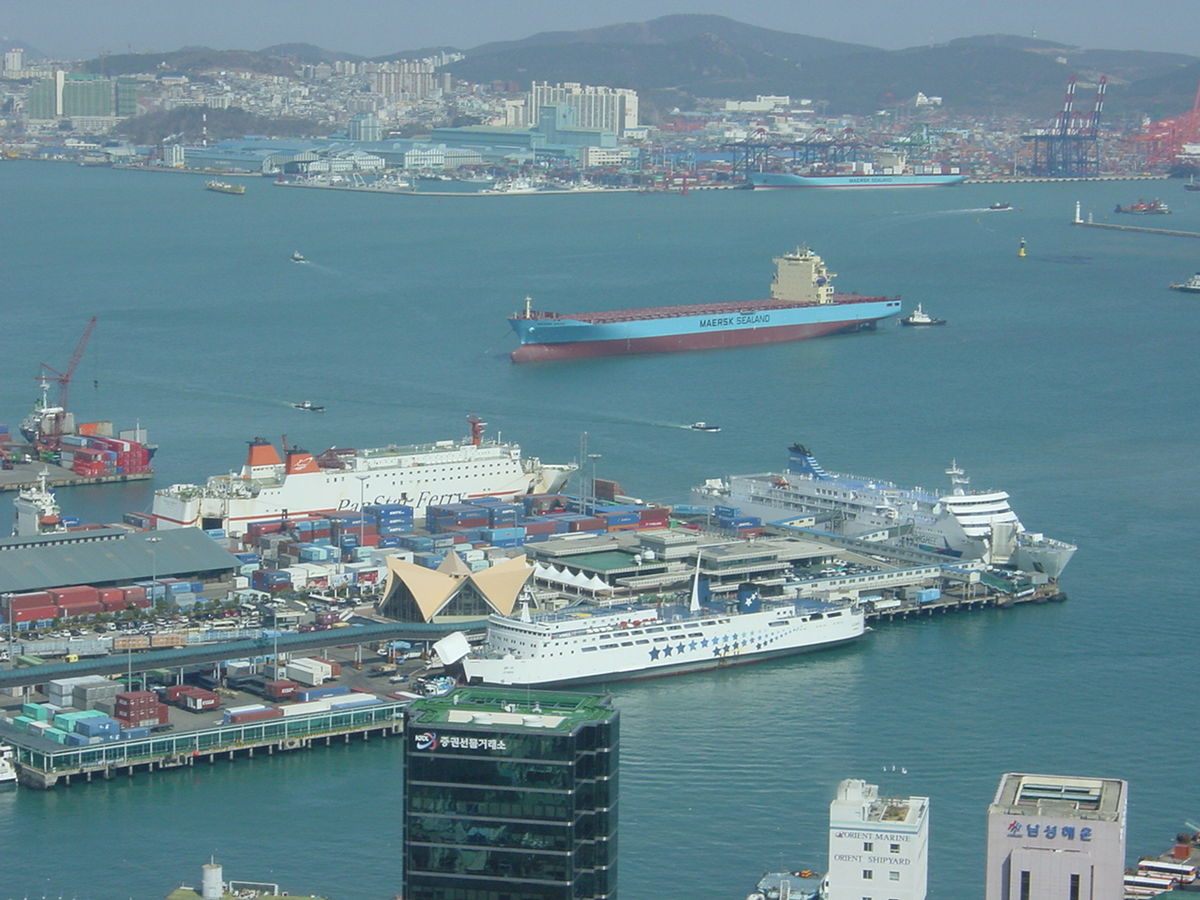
[403,687,618,900]
[985,773,1127,900]
[826,778,929,900]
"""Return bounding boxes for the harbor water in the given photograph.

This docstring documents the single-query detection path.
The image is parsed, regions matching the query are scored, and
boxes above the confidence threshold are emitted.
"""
[1,162,1198,898]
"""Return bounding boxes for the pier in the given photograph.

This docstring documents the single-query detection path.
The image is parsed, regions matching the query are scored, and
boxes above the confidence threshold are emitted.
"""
[1071,201,1200,238]
[0,458,153,492]
[2,700,407,790]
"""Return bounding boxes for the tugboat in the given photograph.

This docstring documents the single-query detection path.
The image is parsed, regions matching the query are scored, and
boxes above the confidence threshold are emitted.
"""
[291,400,325,412]
[291,251,307,263]
[987,202,1012,210]
[899,303,946,326]
[689,422,721,433]
[1114,199,1170,215]
[1169,272,1200,293]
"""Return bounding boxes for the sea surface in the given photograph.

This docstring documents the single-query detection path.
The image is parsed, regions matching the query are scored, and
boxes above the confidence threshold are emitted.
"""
[1,162,1198,899]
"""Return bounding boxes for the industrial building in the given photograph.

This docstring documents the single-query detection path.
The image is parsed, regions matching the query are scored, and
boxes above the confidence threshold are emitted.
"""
[0,527,240,606]
[825,778,929,900]
[402,687,618,900]
[985,773,1127,900]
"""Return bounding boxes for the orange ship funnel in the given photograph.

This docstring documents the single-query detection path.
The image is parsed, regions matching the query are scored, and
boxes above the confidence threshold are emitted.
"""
[246,438,283,469]
[285,448,319,475]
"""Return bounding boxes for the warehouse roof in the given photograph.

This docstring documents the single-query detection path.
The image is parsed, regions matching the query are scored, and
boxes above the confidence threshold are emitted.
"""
[0,527,239,594]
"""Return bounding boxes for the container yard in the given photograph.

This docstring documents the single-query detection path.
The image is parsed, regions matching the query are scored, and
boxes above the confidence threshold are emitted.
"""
[0,655,414,789]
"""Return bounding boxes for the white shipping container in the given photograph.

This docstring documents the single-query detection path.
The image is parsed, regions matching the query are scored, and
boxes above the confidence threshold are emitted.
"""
[291,658,332,678]
[285,664,324,687]
[224,704,268,715]
[280,700,333,717]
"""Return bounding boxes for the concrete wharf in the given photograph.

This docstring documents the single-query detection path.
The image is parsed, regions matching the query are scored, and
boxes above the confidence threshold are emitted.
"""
[1,699,407,789]
[0,457,153,492]
[1071,201,1200,239]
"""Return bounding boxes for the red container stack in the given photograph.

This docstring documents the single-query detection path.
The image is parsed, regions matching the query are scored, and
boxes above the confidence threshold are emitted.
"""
[115,691,167,729]
[264,679,298,701]
[227,707,284,724]
[182,689,220,712]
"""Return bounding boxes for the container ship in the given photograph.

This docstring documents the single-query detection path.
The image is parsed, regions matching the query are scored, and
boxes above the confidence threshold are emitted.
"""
[437,589,865,687]
[152,417,575,537]
[694,444,1076,578]
[509,247,901,362]
[751,172,966,188]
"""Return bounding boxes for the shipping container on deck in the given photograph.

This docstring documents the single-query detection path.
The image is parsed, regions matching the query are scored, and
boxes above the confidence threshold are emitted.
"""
[226,707,284,724]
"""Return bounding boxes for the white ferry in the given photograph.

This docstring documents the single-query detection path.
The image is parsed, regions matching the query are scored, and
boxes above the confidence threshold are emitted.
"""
[0,744,17,790]
[443,590,865,687]
[695,444,1075,578]
[152,417,574,537]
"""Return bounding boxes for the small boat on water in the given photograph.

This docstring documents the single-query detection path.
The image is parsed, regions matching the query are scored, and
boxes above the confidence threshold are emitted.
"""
[1184,176,1199,192]
[689,422,721,433]
[746,869,823,900]
[987,202,1012,210]
[292,400,325,412]
[205,180,245,195]
[1114,199,1169,215]
[1169,272,1200,293]
[0,744,17,790]
[291,251,306,262]
[899,303,946,326]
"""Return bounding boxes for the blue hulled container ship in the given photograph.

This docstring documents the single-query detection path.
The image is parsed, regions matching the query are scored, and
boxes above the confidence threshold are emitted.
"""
[509,247,901,362]
[751,172,967,188]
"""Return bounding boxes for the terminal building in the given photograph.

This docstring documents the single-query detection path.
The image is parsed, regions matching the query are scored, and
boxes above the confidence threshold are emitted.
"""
[825,778,929,900]
[985,773,1127,900]
[402,687,618,899]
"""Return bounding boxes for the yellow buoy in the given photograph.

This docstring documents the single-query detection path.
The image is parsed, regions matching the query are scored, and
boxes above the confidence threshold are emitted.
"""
[1018,237,1027,258]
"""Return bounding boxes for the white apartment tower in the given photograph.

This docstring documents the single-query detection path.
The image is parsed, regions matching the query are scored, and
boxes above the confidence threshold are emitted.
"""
[528,81,638,135]
[826,778,929,900]
[4,48,25,74]
[985,774,1127,900]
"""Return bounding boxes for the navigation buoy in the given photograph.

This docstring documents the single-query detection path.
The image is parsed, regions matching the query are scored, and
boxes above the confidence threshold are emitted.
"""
[1018,237,1027,258]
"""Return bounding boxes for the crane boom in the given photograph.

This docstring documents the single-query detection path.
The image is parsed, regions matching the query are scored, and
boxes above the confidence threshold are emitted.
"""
[38,316,97,411]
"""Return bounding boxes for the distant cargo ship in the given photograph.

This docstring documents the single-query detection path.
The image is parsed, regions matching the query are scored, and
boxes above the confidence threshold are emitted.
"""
[152,417,574,537]
[509,247,901,362]
[205,180,246,195]
[750,172,967,188]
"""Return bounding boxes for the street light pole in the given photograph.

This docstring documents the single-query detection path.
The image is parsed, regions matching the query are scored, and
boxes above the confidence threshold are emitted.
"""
[4,593,13,669]
[587,453,602,515]
[356,474,370,549]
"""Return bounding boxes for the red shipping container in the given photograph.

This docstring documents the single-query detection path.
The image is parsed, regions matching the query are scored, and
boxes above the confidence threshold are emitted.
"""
[129,597,151,609]
[228,708,284,724]
[265,680,297,700]
[121,586,147,602]
[98,588,124,604]
[116,690,158,706]
[164,685,193,703]
[100,598,127,612]
[9,605,59,623]
[184,691,220,711]
[59,602,103,617]
[7,592,55,610]
[49,586,100,604]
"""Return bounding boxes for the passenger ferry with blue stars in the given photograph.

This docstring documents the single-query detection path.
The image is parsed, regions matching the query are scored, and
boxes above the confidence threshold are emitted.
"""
[456,590,865,687]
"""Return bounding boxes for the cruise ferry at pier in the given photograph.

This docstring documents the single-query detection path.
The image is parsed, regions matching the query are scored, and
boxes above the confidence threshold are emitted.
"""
[152,417,574,537]
[510,247,901,362]
[444,591,865,687]
[695,444,1076,578]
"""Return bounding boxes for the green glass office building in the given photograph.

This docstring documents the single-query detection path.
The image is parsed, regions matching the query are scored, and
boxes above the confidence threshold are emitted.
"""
[403,688,618,900]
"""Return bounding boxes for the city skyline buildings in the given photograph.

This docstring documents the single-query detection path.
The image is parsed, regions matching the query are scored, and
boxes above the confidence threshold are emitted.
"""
[1,0,1196,64]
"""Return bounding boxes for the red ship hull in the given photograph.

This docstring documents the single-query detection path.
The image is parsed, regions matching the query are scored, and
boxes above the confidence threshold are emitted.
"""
[510,318,874,362]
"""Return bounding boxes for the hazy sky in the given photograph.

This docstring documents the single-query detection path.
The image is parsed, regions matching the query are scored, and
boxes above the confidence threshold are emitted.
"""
[1,0,1194,59]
